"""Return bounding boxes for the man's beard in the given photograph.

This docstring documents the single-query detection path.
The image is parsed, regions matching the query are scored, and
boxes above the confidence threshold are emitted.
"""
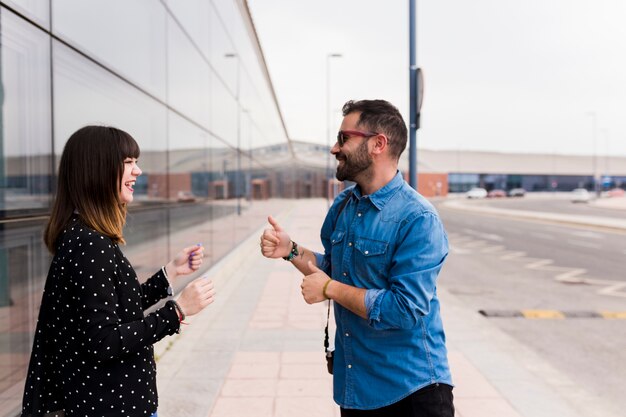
[335,139,372,182]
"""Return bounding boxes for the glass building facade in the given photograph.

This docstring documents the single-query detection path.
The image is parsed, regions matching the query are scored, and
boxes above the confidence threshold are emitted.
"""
[0,2,327,415]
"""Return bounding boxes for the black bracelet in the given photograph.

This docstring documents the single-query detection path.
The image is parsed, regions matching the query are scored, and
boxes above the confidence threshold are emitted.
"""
[282,241,299,261]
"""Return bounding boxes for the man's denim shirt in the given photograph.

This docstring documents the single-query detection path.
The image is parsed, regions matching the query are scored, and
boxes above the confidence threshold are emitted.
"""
[314,172,452,410]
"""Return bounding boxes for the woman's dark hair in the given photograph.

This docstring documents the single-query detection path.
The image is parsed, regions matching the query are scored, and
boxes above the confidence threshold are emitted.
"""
[342,99,408,161]
[44,126,140,253]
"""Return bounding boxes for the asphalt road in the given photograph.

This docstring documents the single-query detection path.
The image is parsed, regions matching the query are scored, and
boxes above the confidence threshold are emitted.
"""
[435,201,626,416]
[465,193,626,219]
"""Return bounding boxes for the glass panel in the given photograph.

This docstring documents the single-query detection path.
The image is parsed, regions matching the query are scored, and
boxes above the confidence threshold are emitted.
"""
[2,1,50,29]
[52,0,166,100]
[0,9,52,217]
[0,219,51,416]
[208,137,237,260]
[209,5,237,95]
[163,0,211,60]
[211,74,237,146]
[167,111,215,266]
[167,15,211,129]
[53,38,169,274]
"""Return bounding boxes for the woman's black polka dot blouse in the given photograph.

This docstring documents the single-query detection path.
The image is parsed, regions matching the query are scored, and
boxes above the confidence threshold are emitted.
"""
[22,218,181,416]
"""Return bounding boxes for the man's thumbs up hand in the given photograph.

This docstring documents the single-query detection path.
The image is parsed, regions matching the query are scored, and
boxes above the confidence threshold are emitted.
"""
[260,215,292,259]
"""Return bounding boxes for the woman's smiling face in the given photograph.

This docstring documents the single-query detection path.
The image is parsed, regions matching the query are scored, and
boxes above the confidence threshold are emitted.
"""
[119,157,142,204]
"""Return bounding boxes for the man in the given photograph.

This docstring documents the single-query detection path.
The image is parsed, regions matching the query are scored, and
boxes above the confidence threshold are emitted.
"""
[261,99,454,416]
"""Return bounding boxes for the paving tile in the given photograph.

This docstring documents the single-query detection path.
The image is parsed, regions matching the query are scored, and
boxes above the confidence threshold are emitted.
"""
[232,351,280,364]
[227,362,280,379]
[454,398,522,417]
[221,379,277,397]
[209,397,273,417]
[274,397,338,417]
[276,378,331,397]
[281,351,323,364]
[249,320,284,329]
[280,363,330,379]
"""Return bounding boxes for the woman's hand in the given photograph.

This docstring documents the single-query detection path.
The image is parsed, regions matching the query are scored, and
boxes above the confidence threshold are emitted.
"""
[176,276,215,317]
[165,244,204,282]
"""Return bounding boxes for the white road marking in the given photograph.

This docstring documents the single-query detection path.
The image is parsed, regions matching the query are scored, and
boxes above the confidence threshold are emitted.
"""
[462,229,504,241]
[567,240,601,249]
[531,232,555,240]
[569,230,603,239]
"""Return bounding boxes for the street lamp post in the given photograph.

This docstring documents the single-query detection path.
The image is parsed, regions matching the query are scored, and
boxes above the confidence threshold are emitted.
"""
[225,53,241,215]
[587,111,599,197]
[326,53,342,205]
[243,108,252,202]
[600,128,610,189]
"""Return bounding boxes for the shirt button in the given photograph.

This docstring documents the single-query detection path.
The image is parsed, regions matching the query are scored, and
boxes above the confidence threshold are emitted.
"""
[364,250,369,255]
[345,333,349,337]
[348,364,352,369]
[348,242,353,246]
[342,272,347,276]
[357,213,362,217]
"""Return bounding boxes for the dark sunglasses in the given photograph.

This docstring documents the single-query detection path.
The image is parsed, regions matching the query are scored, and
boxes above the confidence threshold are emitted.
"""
[336,129,379,147]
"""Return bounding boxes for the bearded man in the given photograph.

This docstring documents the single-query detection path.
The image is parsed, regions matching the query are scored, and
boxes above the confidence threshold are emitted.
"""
[261,99,454,417]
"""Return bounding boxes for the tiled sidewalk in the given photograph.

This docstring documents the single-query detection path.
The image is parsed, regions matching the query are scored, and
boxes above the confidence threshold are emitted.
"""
[154,198,605,417]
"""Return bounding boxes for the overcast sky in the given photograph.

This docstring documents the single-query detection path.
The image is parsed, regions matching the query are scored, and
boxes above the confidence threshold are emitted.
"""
[247,0,626,157]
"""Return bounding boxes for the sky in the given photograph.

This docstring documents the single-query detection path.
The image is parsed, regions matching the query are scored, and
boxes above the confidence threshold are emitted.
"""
[247,0,626,157]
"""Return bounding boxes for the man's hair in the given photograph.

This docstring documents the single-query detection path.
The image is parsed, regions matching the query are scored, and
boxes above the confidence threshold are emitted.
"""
[44,126,140,253]
[342,99,408,160]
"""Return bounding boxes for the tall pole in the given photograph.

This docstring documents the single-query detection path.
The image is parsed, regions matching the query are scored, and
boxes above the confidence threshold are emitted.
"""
[588,111,598,196]
[326,53,342,205]
[408,0,418,190]
[226,53,241,214]
[600,128,610,188]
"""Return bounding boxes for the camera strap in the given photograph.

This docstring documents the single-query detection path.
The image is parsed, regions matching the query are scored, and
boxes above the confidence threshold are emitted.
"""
[325,190,353,355]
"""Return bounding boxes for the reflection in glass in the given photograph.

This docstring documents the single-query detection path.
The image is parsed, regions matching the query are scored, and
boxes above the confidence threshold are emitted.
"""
[0,2,318,416]
[52,39,168,194]
[0,10,52,215]
[52,0,167,100]
[0,220,51,416]
[167,15,211,130]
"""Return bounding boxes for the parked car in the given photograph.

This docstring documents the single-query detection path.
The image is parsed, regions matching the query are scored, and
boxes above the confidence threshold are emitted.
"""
[507,187,526,197]
[487,189,506,198]
[466,187,488,199]
[571,188,590,203]
[177,191,197,202]
[605,188,625,198]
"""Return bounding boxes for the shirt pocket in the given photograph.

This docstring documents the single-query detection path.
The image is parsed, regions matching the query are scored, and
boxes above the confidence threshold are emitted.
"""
[354,237,389,284]
[330,229,345,276]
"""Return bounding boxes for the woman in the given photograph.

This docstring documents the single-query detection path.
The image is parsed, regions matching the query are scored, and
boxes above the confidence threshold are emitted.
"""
[22,126,215,417]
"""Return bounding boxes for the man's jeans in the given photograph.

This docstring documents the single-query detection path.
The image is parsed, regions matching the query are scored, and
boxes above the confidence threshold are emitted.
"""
[340,384,454,417]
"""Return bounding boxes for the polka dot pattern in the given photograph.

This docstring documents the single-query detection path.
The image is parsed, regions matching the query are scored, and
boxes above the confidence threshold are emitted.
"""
[22,218,180,416]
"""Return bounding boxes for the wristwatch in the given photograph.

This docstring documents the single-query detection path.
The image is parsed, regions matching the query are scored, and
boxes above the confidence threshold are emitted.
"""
[282,241,299,261]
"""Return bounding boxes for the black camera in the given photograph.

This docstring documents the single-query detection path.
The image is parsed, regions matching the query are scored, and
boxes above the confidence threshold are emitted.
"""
[326,350,334,375]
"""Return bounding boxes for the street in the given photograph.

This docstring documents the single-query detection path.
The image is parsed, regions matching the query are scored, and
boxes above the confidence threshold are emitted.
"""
[436,198,626,416]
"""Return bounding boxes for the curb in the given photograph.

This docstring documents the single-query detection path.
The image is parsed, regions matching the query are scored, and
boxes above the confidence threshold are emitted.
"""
[441,199,626,232]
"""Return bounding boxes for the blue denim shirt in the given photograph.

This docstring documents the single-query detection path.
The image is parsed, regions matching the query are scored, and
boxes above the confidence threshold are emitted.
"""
[314,172,452,409]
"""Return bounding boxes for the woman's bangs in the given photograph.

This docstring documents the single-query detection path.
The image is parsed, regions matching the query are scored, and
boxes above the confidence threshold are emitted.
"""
[118,129,140,159]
